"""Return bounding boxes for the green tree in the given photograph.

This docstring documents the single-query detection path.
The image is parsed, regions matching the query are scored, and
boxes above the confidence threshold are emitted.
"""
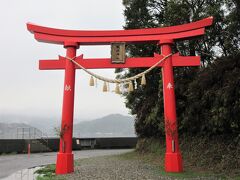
[182,54,240,136]
[120,0,240,138]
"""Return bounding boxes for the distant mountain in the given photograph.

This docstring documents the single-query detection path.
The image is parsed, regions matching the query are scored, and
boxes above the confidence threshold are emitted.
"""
[0,114,136,138]
[73,114,136,138]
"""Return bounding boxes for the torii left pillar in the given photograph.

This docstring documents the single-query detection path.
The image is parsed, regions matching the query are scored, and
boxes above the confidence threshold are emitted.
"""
[56,42,79,174]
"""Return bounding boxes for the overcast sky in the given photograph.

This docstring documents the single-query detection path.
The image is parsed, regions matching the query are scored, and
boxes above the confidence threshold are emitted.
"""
[0,0,130,121]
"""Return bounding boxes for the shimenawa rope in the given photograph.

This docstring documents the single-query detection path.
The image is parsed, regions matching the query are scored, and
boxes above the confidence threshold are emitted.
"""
[65,53,172,84]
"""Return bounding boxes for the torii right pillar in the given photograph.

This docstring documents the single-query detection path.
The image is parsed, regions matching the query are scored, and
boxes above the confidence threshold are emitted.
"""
[160,39,183,172]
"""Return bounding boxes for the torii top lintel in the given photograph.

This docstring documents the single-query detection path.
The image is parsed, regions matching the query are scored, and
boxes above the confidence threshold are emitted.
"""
[27,17,213,45]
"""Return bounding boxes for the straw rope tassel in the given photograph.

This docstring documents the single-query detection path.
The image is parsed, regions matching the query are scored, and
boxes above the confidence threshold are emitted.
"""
[141,74,146,86]
[95,78,98,88]
[89,76,94,86]
[115,83,121,94]
[108,82,110,92]
[128,81,134,92]
[103,81,108,92]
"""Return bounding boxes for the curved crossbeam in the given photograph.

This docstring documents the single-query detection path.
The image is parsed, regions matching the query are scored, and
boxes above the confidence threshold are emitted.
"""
[27,17,213,45]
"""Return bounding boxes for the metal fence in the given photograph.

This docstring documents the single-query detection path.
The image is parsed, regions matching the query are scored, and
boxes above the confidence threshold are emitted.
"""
[16,127,48,139]
[0,126,48,139]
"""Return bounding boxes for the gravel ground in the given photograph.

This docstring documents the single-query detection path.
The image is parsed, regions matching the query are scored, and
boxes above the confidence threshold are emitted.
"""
[60,155,218,180]
[65,156,166,180]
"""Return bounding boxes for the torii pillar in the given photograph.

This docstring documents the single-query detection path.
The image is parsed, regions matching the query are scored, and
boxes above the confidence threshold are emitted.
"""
[56,42,79,174]
[161,39,182,172]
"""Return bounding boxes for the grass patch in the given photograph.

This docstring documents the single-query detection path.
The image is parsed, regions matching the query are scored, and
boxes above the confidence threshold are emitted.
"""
[130,137,240,179]
[117,150,222,179]
[35,164,65,180]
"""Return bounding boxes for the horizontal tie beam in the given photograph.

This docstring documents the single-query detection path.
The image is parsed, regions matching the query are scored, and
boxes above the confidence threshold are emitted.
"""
[39,53,200,70]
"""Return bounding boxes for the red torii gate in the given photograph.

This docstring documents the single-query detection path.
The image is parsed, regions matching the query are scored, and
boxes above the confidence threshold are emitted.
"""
[27,17,213,175]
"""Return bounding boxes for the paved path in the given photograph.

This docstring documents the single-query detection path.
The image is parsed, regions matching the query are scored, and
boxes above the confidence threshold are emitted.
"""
[0,149,133,179]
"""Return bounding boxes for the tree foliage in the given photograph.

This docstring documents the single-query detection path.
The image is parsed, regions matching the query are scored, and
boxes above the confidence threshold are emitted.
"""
[120,0,240,138]
[179,54,240,136]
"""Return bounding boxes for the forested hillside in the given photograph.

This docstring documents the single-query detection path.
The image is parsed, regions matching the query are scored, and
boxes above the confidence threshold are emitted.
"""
[118,1,240,176]
[119,0,240,139]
